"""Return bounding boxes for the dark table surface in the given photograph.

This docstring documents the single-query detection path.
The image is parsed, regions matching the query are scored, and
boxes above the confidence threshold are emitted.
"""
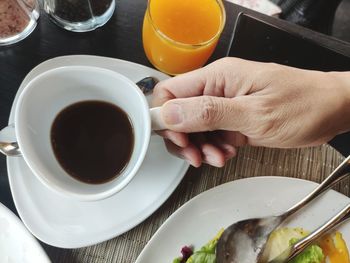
[1,0,350,262]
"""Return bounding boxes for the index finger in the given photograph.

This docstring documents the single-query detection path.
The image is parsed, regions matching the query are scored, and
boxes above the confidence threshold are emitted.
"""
[152,66,207,107]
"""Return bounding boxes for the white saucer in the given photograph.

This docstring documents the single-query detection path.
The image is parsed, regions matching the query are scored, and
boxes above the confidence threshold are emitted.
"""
[0,202,50,262]
[7,55,189,248]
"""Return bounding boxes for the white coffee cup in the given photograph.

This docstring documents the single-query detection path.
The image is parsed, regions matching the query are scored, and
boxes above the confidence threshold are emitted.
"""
[0,66,165,201]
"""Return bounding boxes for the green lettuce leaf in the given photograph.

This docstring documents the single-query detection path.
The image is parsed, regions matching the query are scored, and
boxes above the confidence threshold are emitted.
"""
[172,258,182,263]
[186,229,223,263]
[289,238,324,263]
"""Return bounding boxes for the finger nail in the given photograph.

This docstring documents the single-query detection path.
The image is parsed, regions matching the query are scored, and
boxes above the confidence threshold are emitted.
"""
[204,151,223,167]
[162,103,183,125]
[221,144,236,157]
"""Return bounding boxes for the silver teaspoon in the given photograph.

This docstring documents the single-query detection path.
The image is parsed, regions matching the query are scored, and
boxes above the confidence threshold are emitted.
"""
[216,155,350,263]
[136,76,158,95]
[0,76,159,157]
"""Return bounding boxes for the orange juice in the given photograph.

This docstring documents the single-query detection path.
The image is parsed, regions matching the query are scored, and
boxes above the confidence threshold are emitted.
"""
[142,0,225,75]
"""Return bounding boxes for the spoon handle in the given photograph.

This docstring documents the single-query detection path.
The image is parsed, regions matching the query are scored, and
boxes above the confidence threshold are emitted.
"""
[283,155,350,219]
[271,202,350,263]
[0,142,21,157]
[0,124,21,157]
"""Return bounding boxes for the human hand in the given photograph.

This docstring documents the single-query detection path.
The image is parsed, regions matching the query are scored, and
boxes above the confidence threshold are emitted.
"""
[152,58,350,167]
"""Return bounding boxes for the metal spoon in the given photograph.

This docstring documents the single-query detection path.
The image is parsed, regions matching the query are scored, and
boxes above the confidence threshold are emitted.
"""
[0,124,21,157]
[269,201,350,263]
[216,155,350,263]
[136,76,158,95]
[0,142,21,156]
[0,76,159,157]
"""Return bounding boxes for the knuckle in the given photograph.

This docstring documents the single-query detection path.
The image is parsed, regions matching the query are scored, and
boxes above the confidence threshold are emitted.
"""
[208,57,234,72]
[153,82,165,96]
[251,63,282,84]
[198,97,223,129]
[216,57,232,66]
[152,81,174,106]
[212,57,237,72]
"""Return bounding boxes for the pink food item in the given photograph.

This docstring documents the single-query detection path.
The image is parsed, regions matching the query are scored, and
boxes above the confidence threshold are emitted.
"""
[179,246,193,263]
[0,0,30,38]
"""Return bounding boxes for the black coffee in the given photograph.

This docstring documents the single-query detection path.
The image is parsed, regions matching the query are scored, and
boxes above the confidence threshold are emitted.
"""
[51,100,134,184]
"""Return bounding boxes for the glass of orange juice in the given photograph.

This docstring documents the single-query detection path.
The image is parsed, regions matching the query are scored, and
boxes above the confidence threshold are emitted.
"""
[142,0,226,75]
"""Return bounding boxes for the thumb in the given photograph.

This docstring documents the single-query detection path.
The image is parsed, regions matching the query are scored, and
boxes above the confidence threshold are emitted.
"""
[160,96,247,133]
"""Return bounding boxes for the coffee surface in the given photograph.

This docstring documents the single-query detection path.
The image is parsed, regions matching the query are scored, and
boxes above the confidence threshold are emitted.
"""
[51,100,134,184]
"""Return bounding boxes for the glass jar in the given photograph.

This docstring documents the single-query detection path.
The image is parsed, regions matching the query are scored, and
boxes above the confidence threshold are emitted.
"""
[0,0,40,46]
[43,0,115,32]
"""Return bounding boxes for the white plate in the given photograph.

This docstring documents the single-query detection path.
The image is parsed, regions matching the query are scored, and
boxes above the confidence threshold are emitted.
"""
[7,55,189,248]
[136,176,350,263]
[0,202,50,263]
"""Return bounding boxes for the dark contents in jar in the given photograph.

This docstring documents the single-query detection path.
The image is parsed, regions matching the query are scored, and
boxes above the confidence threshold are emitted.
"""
[54,0,113,22]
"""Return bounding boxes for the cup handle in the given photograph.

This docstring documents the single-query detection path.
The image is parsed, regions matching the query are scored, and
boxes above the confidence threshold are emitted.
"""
[0,124,21,157]
[150,107,167,131]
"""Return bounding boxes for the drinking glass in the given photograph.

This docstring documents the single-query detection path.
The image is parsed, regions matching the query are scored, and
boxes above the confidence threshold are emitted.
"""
[142,0,226,75]
[43,0,115,32]
[0,0,40,46]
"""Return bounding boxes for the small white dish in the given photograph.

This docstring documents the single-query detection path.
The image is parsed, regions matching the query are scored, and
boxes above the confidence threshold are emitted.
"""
[0,202,50,263]
[136,176,350,263]
[7,55,189,248]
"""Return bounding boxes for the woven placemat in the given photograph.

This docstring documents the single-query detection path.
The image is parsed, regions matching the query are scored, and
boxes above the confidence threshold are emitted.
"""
[43,144,346,262]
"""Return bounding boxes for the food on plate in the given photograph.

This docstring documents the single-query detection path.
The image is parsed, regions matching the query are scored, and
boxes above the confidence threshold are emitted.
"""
[262,227,350,263]
[173,227,350,263]
[173,230,223,263]
[261,227,321,262]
